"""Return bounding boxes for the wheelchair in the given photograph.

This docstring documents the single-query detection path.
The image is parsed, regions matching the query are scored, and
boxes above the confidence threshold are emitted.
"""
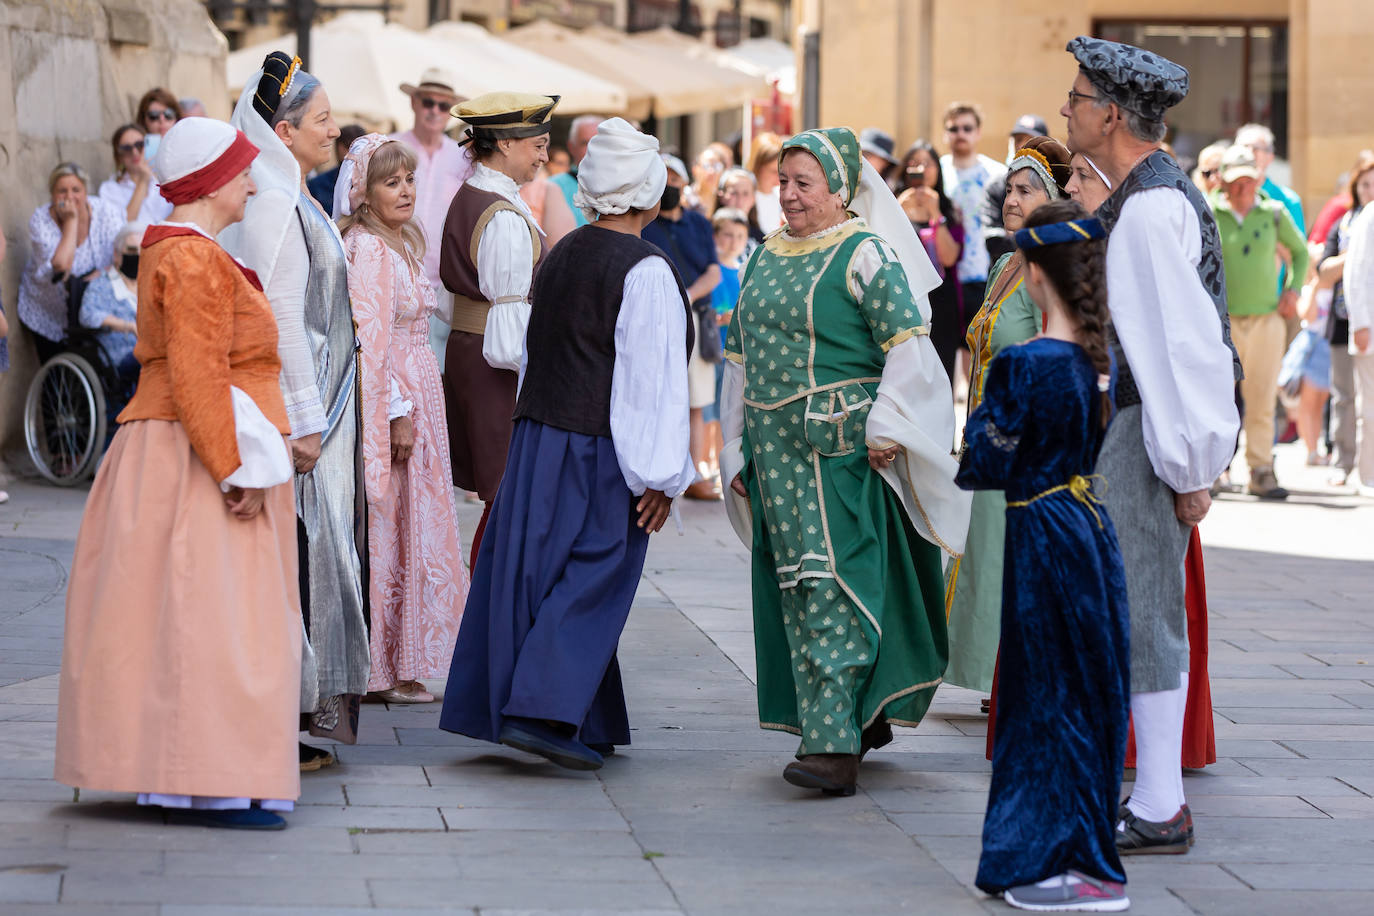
[23,275,128,486]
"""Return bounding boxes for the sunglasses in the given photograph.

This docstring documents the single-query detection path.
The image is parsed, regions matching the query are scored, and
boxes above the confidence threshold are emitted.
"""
[945,124,976,134]
[145,109,176,122]
[118,140,145,155]
[419,96,450,112]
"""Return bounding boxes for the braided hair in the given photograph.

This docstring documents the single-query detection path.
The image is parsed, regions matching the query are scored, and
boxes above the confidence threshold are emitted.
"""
[1020,199,1113,427]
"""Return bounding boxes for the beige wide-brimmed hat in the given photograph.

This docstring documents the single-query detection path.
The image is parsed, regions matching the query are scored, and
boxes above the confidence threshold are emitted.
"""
[399,68,462,103]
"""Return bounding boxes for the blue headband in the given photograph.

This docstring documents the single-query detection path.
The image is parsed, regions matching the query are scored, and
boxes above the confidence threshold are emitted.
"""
[1014,218,1106,250]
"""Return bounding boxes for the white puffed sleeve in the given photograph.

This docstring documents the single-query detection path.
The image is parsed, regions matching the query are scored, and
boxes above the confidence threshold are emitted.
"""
[610,256,697,497]
[265,225,328,437]
[220,387,293,491]
[1107,189,1240,492]
[476,209,535,371]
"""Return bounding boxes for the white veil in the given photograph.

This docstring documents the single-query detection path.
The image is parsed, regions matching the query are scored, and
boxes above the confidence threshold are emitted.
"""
[217,69,303,289]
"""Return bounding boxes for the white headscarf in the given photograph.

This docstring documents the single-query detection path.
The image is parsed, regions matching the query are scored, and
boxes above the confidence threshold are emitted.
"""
[572,117,666,224]
[218,67,307,290]
[849,157,943,323]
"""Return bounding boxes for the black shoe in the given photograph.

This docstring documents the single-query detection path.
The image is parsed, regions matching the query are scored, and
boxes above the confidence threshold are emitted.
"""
[859,717,893,758]
[174,805,287,831]
[587,742,616,756]
[1116,804,1189,855]
[1120,797,1193,846]
[782,754,859,797]
[499,718,603,771]
[299,742,335,772]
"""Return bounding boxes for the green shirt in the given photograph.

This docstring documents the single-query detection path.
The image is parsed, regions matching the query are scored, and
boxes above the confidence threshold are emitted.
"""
[1213,194,1309,316]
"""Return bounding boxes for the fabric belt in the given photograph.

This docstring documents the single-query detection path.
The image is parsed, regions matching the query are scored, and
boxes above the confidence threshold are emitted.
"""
[450,294,491,335]
[1007,474,1107,529]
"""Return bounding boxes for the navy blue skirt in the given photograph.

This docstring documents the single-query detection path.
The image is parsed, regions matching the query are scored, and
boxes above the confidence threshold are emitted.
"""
[438,419,650,746]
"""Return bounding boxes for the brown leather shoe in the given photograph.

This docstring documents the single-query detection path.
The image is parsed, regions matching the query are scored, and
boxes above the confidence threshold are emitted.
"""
[782,754,859,796]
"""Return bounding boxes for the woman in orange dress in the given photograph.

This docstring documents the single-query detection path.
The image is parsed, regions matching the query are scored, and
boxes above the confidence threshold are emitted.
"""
[337,133,469,703]
[55,117,301,830]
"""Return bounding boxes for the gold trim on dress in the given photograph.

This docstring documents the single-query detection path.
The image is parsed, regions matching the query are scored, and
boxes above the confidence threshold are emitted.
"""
[469,200,541,268]
[743,376,882,411]
[879,325,930,353]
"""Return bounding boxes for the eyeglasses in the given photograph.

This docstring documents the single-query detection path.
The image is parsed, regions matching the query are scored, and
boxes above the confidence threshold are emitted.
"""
[419,96,450,112]
[945,124,976,134]
[145,109,176,122]
[1066,89,1101,107]
[117,140,145,155]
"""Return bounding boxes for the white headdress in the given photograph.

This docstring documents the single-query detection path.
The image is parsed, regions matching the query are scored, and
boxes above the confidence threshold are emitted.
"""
[572,117,666,224]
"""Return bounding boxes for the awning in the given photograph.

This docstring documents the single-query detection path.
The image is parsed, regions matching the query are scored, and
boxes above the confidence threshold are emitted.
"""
[627,27,795,97]
[506,21,767,120]
[425,21,628,115]
[502,21,654,121]
[226,12,626,130]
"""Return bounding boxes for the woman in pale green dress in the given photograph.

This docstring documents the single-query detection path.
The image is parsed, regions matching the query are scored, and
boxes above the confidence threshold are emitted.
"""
[944,136,1072,695]
[720,128,970,796]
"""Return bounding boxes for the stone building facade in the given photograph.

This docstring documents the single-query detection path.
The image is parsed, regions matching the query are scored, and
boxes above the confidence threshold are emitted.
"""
[0,0,228,465]
[793,0,1374,213]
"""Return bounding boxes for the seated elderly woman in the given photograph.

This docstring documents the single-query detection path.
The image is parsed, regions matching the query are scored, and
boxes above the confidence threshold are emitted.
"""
[78,222,144,418]
[18,163,124,364]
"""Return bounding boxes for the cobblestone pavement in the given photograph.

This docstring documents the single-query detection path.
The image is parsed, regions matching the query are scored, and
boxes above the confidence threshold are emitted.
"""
[0,442,1370,915]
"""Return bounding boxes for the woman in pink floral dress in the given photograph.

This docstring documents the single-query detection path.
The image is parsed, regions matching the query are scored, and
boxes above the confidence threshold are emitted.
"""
[339,134,469,703]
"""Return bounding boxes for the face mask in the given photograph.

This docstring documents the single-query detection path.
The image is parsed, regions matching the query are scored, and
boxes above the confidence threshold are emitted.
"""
[119,253,139,280]
[660,185,682,211]
[143,133,160,160]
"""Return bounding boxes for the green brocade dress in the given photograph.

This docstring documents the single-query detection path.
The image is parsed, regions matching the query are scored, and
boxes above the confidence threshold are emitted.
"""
[724,218,948,756]
[943,252,1041,693]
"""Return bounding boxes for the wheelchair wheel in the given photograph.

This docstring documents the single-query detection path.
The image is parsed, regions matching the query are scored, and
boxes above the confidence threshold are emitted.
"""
[24,353,108,486]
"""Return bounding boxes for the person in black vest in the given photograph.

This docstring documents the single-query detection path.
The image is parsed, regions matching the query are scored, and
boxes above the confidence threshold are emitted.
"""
[438,117,697,771]
[1060,36,1241,864]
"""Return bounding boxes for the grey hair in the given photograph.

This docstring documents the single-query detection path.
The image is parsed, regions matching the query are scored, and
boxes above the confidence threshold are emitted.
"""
[719,167,757,191]
[48,161,91,193]
[1090,95,1167,144]
[1011,165,1048,195]
[1235,123,1275,150]
[112,221,146,255]
[272,73,321,128]
[568,114,602,151]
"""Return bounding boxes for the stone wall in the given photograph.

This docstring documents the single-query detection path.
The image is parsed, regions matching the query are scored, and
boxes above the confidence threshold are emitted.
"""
[0,0,227,472]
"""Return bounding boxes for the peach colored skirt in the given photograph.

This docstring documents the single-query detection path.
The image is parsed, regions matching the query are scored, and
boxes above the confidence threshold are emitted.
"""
[55,420,302,802]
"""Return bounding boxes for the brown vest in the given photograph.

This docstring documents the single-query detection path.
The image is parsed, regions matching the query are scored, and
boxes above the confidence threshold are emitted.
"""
[438,182,547,334]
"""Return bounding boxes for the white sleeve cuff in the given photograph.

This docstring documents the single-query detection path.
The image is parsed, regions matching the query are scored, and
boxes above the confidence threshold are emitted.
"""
[220,387,293,491]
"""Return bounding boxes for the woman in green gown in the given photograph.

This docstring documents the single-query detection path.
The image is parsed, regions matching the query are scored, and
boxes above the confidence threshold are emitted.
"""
[720,128,970,796]
[944,136,1072,696]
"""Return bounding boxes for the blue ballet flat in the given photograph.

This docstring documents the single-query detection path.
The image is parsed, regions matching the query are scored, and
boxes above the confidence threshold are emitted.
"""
[175,806,287,831]
[499,718,603,771]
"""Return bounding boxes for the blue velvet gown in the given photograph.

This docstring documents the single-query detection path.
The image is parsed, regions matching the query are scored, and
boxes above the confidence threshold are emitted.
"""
[438,419,650,748]
[955,338,1130,893]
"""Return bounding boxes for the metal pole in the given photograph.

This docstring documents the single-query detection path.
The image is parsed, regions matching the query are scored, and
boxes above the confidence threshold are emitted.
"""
[296,0,315,71]
[802,29,820,130]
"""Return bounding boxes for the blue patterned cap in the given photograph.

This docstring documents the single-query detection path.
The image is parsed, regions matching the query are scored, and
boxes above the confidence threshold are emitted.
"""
[1067,36,1189,122]
[1014,218,1106,251]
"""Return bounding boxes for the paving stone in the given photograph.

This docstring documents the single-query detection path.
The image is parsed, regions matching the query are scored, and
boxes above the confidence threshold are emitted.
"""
[285,804,446,831]
[367,877,679,910]
[354,828,645,859]
[0,871,61,903]
[1172,889,1374,916]
[346,782,613,809]
[1225,862,1374,890]
[59,874,372,906]
[440,806,627,832]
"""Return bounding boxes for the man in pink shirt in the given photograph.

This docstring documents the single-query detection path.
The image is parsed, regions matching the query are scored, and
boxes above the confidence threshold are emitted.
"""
[392,68,473,368]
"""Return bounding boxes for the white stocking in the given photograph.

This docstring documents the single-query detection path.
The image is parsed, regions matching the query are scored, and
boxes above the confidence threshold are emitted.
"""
[1127,672,1188,823]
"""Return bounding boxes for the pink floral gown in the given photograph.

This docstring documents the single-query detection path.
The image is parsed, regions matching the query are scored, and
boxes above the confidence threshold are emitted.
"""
[344,230,469,691]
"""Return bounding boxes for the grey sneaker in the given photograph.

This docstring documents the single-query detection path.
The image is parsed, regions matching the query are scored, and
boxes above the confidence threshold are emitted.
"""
[1003,870,1129,912]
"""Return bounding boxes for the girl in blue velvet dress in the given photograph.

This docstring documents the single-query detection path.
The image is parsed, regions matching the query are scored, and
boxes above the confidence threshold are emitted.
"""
[956,199,1131,912]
